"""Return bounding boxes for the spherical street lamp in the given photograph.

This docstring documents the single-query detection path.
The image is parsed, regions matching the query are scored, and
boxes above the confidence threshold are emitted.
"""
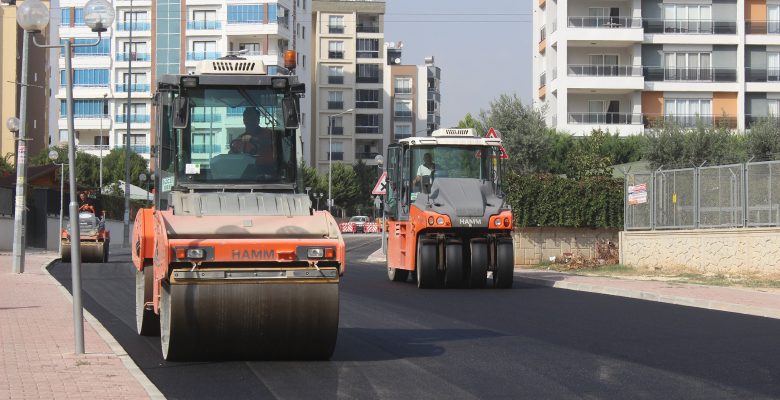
[83,0,115,32]
[47,149,58,162]
[16,0,49,32]
[6,117,20,133]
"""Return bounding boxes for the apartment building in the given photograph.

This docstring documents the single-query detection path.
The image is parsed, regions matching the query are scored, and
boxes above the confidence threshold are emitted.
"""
[56,0,305,160]
[384,43,442,141]
[534,0,780,135]
[310,0,386,172]
[0,1,50,163]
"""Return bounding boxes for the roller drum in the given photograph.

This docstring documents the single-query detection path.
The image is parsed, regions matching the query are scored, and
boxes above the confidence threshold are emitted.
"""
[80,242,105,263]
[161,280,340,361]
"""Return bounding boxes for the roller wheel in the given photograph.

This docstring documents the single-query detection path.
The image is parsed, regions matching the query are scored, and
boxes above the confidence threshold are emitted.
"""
[468,240,488,289]
[444,243,463,288]
[160,281,179,360]
[61,242,71,262]
[416,240,438,289]
[493,240,515,289]
[388,266,409,282]
[103,240,110,263]
[136,266,159,336]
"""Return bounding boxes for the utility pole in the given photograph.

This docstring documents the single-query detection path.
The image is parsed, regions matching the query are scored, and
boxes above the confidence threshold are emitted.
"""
[11,31,31,274]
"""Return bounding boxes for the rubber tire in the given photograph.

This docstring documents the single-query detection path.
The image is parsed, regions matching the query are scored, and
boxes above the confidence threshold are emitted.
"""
[416,240,438,289]
[493,240,515,289]
[388,266,409,282]
[160,281,178,360]
[136,266,160,336]
[468,241,488,289]
[444,243,464,288]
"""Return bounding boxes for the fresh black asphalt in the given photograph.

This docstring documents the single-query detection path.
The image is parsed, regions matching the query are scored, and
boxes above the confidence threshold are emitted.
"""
[49,235,780,399]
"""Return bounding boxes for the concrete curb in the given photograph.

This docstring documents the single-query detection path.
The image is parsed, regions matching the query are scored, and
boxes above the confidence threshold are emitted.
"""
[365,248,386,263]
[515,274,780,320]
[41,256,165,399]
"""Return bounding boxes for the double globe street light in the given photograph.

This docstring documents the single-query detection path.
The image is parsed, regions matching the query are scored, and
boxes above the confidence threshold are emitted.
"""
[17,0,115,355]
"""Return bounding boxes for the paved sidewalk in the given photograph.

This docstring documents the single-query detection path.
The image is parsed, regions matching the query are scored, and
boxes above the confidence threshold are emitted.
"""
[0,251,161,399]
[516,270,780,320]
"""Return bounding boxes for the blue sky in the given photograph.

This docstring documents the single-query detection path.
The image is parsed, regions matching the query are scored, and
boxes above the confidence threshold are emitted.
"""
[384,0,532,128]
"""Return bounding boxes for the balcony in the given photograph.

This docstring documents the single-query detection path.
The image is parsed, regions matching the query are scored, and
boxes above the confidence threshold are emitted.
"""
[115,83,150,92]
[568,65,642,77]
[394,111,413,121]
[643,114,737,129]
[745,115,780,128]
[643,19,737,34]
[329,126,344,135]
[568,16,642,29]
[187,20,221,30]
[116,145,150,154]
[746,21,780,35]
[357,50,380,59]
[356,24,379,33]
[328,76,344,84]
[356,75,381,84]
[643,67,737,82]
[328,51,344,59]
[328,25,345,34]
[746,68,780,82]
[356,100,379,109]
[115,114,150,123]
[568,113,643,125]
[355,152,380,160]
[187,52,222,61]
[115,52,151,62]
[356,126,380,134]
[327,152,344,161]
[116,21,151,31]
[328,101,344,110]
[77,144,111,153]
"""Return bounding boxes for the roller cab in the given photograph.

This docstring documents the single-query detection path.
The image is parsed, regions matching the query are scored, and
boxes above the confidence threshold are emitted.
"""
[384,129,514,289]
[133,55,344,360]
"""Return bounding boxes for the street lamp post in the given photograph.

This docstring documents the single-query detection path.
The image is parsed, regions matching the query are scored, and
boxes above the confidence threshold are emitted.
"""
[48,150,64,257]
[99,93,106,188]
[17,0,115,355]
[327,108,354,214]
[123,0,134,249]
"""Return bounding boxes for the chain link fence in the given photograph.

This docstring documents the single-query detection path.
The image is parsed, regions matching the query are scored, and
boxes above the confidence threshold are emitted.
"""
[625,160,780,230]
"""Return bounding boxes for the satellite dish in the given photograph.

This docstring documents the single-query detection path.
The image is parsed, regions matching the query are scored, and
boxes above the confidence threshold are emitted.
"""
[394,58,401,64]
[389,42,395,48]
[398,41,404,48]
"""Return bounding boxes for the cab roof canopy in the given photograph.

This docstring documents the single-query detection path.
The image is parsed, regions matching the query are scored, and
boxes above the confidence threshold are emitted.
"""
[398,128,503,147]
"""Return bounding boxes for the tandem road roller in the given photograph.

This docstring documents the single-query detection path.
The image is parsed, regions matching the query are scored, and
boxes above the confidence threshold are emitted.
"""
[383,128,514,289]
[132,52,345,361]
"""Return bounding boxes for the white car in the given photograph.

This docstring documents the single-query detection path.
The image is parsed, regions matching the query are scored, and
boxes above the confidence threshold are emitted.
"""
[348,216,370,233]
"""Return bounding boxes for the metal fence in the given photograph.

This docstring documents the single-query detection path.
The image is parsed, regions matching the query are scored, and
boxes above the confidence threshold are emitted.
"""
[625,160,780,230]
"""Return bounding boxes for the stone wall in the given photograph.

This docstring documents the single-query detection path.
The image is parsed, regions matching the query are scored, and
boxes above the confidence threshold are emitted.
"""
[513,227,619,266]
[619,228,780,274]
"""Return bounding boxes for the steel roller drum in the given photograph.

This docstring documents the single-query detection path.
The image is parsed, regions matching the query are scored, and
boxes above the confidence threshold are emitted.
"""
[61,242,104,263]
[160,279,340,361]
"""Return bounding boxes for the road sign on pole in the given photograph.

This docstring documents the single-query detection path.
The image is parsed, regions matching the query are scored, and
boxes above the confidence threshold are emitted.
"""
[485,127,509,159]
[372,171,388,195]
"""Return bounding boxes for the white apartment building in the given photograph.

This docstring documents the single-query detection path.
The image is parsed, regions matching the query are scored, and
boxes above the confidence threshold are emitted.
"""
[56,0,306,159]
[534,0,780,135]
[310,0,386,172]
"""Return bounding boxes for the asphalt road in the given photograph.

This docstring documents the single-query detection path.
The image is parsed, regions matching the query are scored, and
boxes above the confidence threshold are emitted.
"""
[49,234,780,399]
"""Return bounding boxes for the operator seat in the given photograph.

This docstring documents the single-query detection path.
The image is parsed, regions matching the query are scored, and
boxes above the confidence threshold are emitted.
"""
[209,153,254,180]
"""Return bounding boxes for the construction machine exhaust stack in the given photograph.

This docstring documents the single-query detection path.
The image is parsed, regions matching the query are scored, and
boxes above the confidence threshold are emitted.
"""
[132,54,345,360]
[384,128,514,289]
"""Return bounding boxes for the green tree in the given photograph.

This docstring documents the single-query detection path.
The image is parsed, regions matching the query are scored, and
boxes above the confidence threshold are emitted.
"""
[326,162,360,212]
[102,147,149,187]
[566,130,616,180]
[0,153,13,176]
[300,162,325,195]
[643,120,746,169]
[29,145,102,188]
[352,160,378,209]
[746,118,780,161]
[456,113,485,134]
[479,93,551,174]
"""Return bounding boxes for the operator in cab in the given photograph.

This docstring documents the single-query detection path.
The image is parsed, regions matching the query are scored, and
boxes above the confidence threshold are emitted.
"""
[229,107,278,172]
[413,152,437,188]
[78,191,97,214]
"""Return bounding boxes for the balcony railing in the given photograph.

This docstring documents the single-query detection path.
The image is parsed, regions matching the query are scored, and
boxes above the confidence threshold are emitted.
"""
[356,101,379,109]
[329,126,344,135]
[328,76,344,84]
[191,144,225,153]
[539,72,546,87]
[116,52,151,62]
[116,21,151,31]
[357,50,380,59]
[356,126,380,134]
[643,67,737,82]
[328,101,344,110]
[746,68,780,82]
[568,64,643,77]
[187,20,222,30]
[115,83,150,92]
[61,113,108,119]
[328,51,344,59]
[394,111,413,121]
[642,19,737,34]
[643,114,737,128]
[115,114,150,123]
[77,145,110,152]
[746,21,780,35]
[356,24,379,33]
[355,152,380,160]
[356,75,381,84]
[328,25,345,34]
[568,113,643,125]
[328,152,344,161]
[568,16,642,28]
[187,52,222,61]
[192,114,222,123]
[745,115,780,128]
[116,144,150,154]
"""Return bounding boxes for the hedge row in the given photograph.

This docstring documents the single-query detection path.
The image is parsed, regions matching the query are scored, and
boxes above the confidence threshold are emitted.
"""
[504,173,624,229]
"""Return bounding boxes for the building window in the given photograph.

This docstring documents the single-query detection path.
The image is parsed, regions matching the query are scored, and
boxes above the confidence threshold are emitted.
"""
[328,142,343,160]
[394,76,412,94]
[238,43,261,55]
[60,99,108,117]
[356,39,379,58]
[277,5,290,27]
[664,98,713,126]
[356,64,380,83]
[61,8,71,25]
[189,10,218,29]
[64,69,110,87]
[93,136,109,146]
[328,41,344,59]
[328,91,344,110]
[73,8,84,25]
[227,4,263,24]
[394,100,413,119]
[356,114,382,134]
[328,66,344,84]
[356,89,380,108]
[664,52,711,80]
[64,38,110,56]
[329,15,344,34]
[663,4,712,33]
[189,41,218,60]
[394,123,412,139]
[329,116,343,135]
